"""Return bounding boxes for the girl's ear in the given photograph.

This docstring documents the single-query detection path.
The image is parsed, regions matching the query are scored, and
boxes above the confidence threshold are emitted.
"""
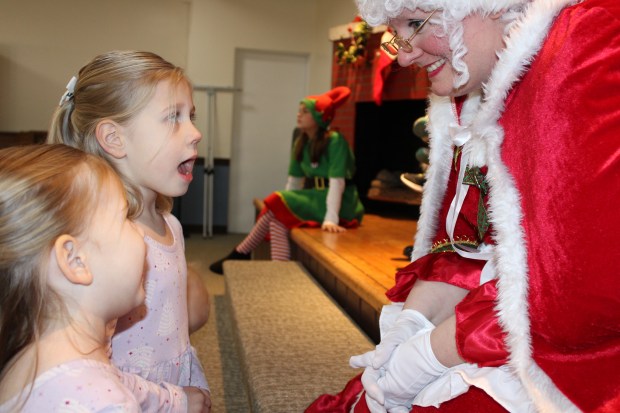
[96,120,126,159]
[54,235,93,286]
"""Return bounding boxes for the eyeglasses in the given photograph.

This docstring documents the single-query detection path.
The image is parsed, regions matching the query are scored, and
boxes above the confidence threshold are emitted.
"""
[381,10,438,56]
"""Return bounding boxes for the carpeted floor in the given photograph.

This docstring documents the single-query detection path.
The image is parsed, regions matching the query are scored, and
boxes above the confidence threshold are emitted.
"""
[185,233,251,413]
[223,260,373,413]
[186,233,372,413]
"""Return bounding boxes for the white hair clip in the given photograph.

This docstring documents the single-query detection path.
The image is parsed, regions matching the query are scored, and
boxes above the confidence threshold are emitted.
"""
[58,76,78,106]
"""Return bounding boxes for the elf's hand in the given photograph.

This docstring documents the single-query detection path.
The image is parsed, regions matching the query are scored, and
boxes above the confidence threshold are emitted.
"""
[321,221,346,233]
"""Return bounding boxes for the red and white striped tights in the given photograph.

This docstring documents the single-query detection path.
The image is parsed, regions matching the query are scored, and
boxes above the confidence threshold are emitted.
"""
[236,210,290,261]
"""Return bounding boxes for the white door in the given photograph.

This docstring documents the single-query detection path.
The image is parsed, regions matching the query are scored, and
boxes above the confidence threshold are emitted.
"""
[228,49,309,233]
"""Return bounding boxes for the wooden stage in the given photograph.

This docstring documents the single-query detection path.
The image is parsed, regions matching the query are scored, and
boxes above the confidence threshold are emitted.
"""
[290,213,418,343]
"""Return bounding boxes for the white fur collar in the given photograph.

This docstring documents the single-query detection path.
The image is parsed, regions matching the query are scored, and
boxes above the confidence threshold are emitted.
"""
[413,1,581,411]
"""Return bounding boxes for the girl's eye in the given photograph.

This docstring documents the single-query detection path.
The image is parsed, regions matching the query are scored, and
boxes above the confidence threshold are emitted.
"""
[190,113,197,124]
[167,112,181,123]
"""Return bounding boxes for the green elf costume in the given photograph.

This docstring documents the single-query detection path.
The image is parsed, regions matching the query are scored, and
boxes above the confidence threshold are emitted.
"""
[209,86,364,275]
[270,86,364,228]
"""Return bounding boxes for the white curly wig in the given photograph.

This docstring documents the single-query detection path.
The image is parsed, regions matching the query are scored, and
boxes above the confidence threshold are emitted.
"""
[356,0,530,88]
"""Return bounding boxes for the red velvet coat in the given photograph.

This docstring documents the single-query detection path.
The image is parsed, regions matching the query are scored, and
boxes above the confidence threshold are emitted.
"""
[307,0,620,411]
[498,0,620,410]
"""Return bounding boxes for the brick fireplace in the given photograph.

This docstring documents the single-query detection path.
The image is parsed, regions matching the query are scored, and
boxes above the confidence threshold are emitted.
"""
[328,26,431,214]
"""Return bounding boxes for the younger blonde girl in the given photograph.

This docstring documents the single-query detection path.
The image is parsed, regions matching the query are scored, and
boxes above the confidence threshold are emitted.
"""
[0,144,196,412]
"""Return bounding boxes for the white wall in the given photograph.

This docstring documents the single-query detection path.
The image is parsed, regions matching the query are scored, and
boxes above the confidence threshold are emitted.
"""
[186,0,357,159]
[0,0,358,159]
[0,0,191,131]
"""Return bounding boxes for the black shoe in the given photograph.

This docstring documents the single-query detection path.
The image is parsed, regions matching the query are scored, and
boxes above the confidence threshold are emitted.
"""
[209,249,251,275]
[403,245,413,259]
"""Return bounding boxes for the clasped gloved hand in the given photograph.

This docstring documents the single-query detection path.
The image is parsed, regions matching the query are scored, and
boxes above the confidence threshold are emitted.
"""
[350,309,434,370]
[359,329,448,413]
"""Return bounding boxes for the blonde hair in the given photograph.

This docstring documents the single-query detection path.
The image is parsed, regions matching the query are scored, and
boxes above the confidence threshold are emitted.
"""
[0,144,122,382]
[48,50,190,219]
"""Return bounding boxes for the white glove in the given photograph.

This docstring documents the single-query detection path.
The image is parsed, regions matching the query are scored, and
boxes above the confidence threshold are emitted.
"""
[361,367,388,413]
[350,309,434,370]
[364,329,448,413]
[361,368,411,413]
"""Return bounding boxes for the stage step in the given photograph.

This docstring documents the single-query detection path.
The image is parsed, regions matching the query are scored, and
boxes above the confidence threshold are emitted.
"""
[223,260,373,413]
[291,214,417,343]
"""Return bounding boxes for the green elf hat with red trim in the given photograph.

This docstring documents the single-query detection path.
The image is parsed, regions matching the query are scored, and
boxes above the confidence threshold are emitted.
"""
[301,86,351,129]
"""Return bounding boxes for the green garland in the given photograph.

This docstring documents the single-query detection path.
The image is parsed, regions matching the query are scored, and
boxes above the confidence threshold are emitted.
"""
[335,19,372,65]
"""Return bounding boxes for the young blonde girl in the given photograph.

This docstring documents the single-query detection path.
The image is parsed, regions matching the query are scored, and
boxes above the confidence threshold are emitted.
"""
[0,144,200,412]
[47,51,210,407]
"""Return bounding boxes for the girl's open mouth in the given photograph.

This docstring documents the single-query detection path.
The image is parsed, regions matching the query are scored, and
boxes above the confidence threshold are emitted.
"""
[178,158,195,178]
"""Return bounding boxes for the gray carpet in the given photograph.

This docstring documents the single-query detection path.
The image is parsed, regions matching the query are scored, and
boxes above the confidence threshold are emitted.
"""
[186,233,251,413]
[186,234,373,413]
[224,261,373,413]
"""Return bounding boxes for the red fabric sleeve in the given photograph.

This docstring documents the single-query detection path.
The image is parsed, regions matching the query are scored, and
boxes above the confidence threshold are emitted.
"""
[455,280,509,367]
[409,386,508,413]
[386,253,486,302]
[305,374,364,413]
[354,387,508,412]
[306,374,508,413]
[387,255,509,367]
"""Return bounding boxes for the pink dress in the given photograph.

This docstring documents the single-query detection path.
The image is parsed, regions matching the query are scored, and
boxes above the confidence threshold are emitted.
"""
[111,214,208,391]
[0,359,186,412]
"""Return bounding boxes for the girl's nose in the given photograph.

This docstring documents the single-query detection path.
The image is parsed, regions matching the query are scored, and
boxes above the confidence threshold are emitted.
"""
[188,122,202,145]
